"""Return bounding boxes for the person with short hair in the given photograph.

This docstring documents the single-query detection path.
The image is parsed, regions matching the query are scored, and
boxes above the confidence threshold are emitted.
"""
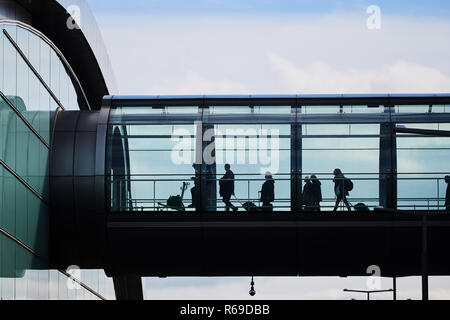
[219,164,238,212]
[333,168,351,212]
[260,171,275,211]
[302,176,313,210]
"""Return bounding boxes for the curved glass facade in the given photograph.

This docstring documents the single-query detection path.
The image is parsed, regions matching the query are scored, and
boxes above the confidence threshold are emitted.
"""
[106,96,450,213]
[0,22,114,300]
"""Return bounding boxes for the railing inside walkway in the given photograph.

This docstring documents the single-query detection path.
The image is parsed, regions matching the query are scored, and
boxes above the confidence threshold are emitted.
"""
[108,173,449,213]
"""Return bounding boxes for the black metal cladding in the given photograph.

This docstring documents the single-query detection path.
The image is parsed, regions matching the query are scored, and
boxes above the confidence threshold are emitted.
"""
[50,108,109,269]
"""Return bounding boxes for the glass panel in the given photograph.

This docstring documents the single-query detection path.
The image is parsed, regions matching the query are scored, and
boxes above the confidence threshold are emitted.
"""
[27,32,40,74]
[210,106,253,114]
[0,99,16,171]
[302,122,380,211]
[50,50,60,103]
[397,128,450,210]
[431,105,450,113]
[39,40,51,84]
[3,25,17,104]
[213,124,290,211]
[0,164,49,254]
[110,105,200,121]
[302,105,340,114]
[395,105,429,113]
[59,64,69,108]
[210,105,292,114]
[107,123,196,212]
[0,25,3,92]
[67,81,78,111]
[2,34,52,143]
[343,105,384,113]
[0,166,16,235]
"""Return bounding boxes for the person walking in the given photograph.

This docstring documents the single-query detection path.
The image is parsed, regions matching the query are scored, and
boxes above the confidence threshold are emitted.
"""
[332,168,352,212]
[219,164,238,212]
[188,163,200,209]
[310,175,322,212]
[260,172,275,211]
[302,176,314,210]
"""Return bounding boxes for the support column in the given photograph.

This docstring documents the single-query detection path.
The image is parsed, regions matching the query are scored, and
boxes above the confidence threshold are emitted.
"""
[202,122,216,212]
[113,275,143,300]
[393,277,397,300]
[379,107,397,209]
[196,108,217,212]
[291,106,302,212]
[422,215,429,300]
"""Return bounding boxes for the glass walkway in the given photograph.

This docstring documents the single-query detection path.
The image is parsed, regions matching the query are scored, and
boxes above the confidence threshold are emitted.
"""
[104,94,450,213]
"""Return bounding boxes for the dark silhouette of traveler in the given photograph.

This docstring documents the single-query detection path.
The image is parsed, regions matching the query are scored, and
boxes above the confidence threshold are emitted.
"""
[302,176,314,210]
[219,164,238,212]
[310,175,322,212]
[260,171,275,211]
[333,168,351,212]
[188,163,201,209]
[445,175,450,211]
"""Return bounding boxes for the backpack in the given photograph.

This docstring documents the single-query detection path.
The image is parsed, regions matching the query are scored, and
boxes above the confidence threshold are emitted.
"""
[344,178,354,192]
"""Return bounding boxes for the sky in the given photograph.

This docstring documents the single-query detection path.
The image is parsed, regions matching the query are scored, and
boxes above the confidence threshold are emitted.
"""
[81,0,450,300]
[84,0,450,96]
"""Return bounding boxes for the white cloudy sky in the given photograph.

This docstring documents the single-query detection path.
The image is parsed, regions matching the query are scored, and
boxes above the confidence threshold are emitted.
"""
[95,13,450,95]
[84,1,450,300]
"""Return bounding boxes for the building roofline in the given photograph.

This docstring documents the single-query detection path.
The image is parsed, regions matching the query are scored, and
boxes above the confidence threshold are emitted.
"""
[14,0,115,110]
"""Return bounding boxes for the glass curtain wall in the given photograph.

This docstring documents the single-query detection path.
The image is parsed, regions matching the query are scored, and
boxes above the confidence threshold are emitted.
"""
[396,104,450,210]
[106,98,450,214]
[0,23,114,300]
[301,105,382,210]
[107,104,293,212]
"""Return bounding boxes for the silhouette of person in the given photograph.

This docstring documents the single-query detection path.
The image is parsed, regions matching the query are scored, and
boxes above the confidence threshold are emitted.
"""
[188,163,201,209]
[445,175,450,211]
[310,175,322,212]
[260,171,275,211]
[302,176,313,210]
[219,164,238,212]
[333,168,351,212]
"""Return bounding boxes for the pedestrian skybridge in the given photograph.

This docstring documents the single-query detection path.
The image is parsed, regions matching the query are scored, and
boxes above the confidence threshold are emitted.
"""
[103,94,450,213]
[50,94,450,279]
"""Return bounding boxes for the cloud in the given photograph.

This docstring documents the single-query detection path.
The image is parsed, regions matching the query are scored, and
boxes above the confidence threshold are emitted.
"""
[267,52,450,93]
[148,71,249,94]
[96,13,450,95]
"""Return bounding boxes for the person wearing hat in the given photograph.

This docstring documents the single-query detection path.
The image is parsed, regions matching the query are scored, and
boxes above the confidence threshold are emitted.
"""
[302,176,314,210]
[260,171,275,211]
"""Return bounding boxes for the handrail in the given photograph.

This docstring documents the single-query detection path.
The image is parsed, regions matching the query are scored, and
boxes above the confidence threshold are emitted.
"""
[108,175,449,212]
